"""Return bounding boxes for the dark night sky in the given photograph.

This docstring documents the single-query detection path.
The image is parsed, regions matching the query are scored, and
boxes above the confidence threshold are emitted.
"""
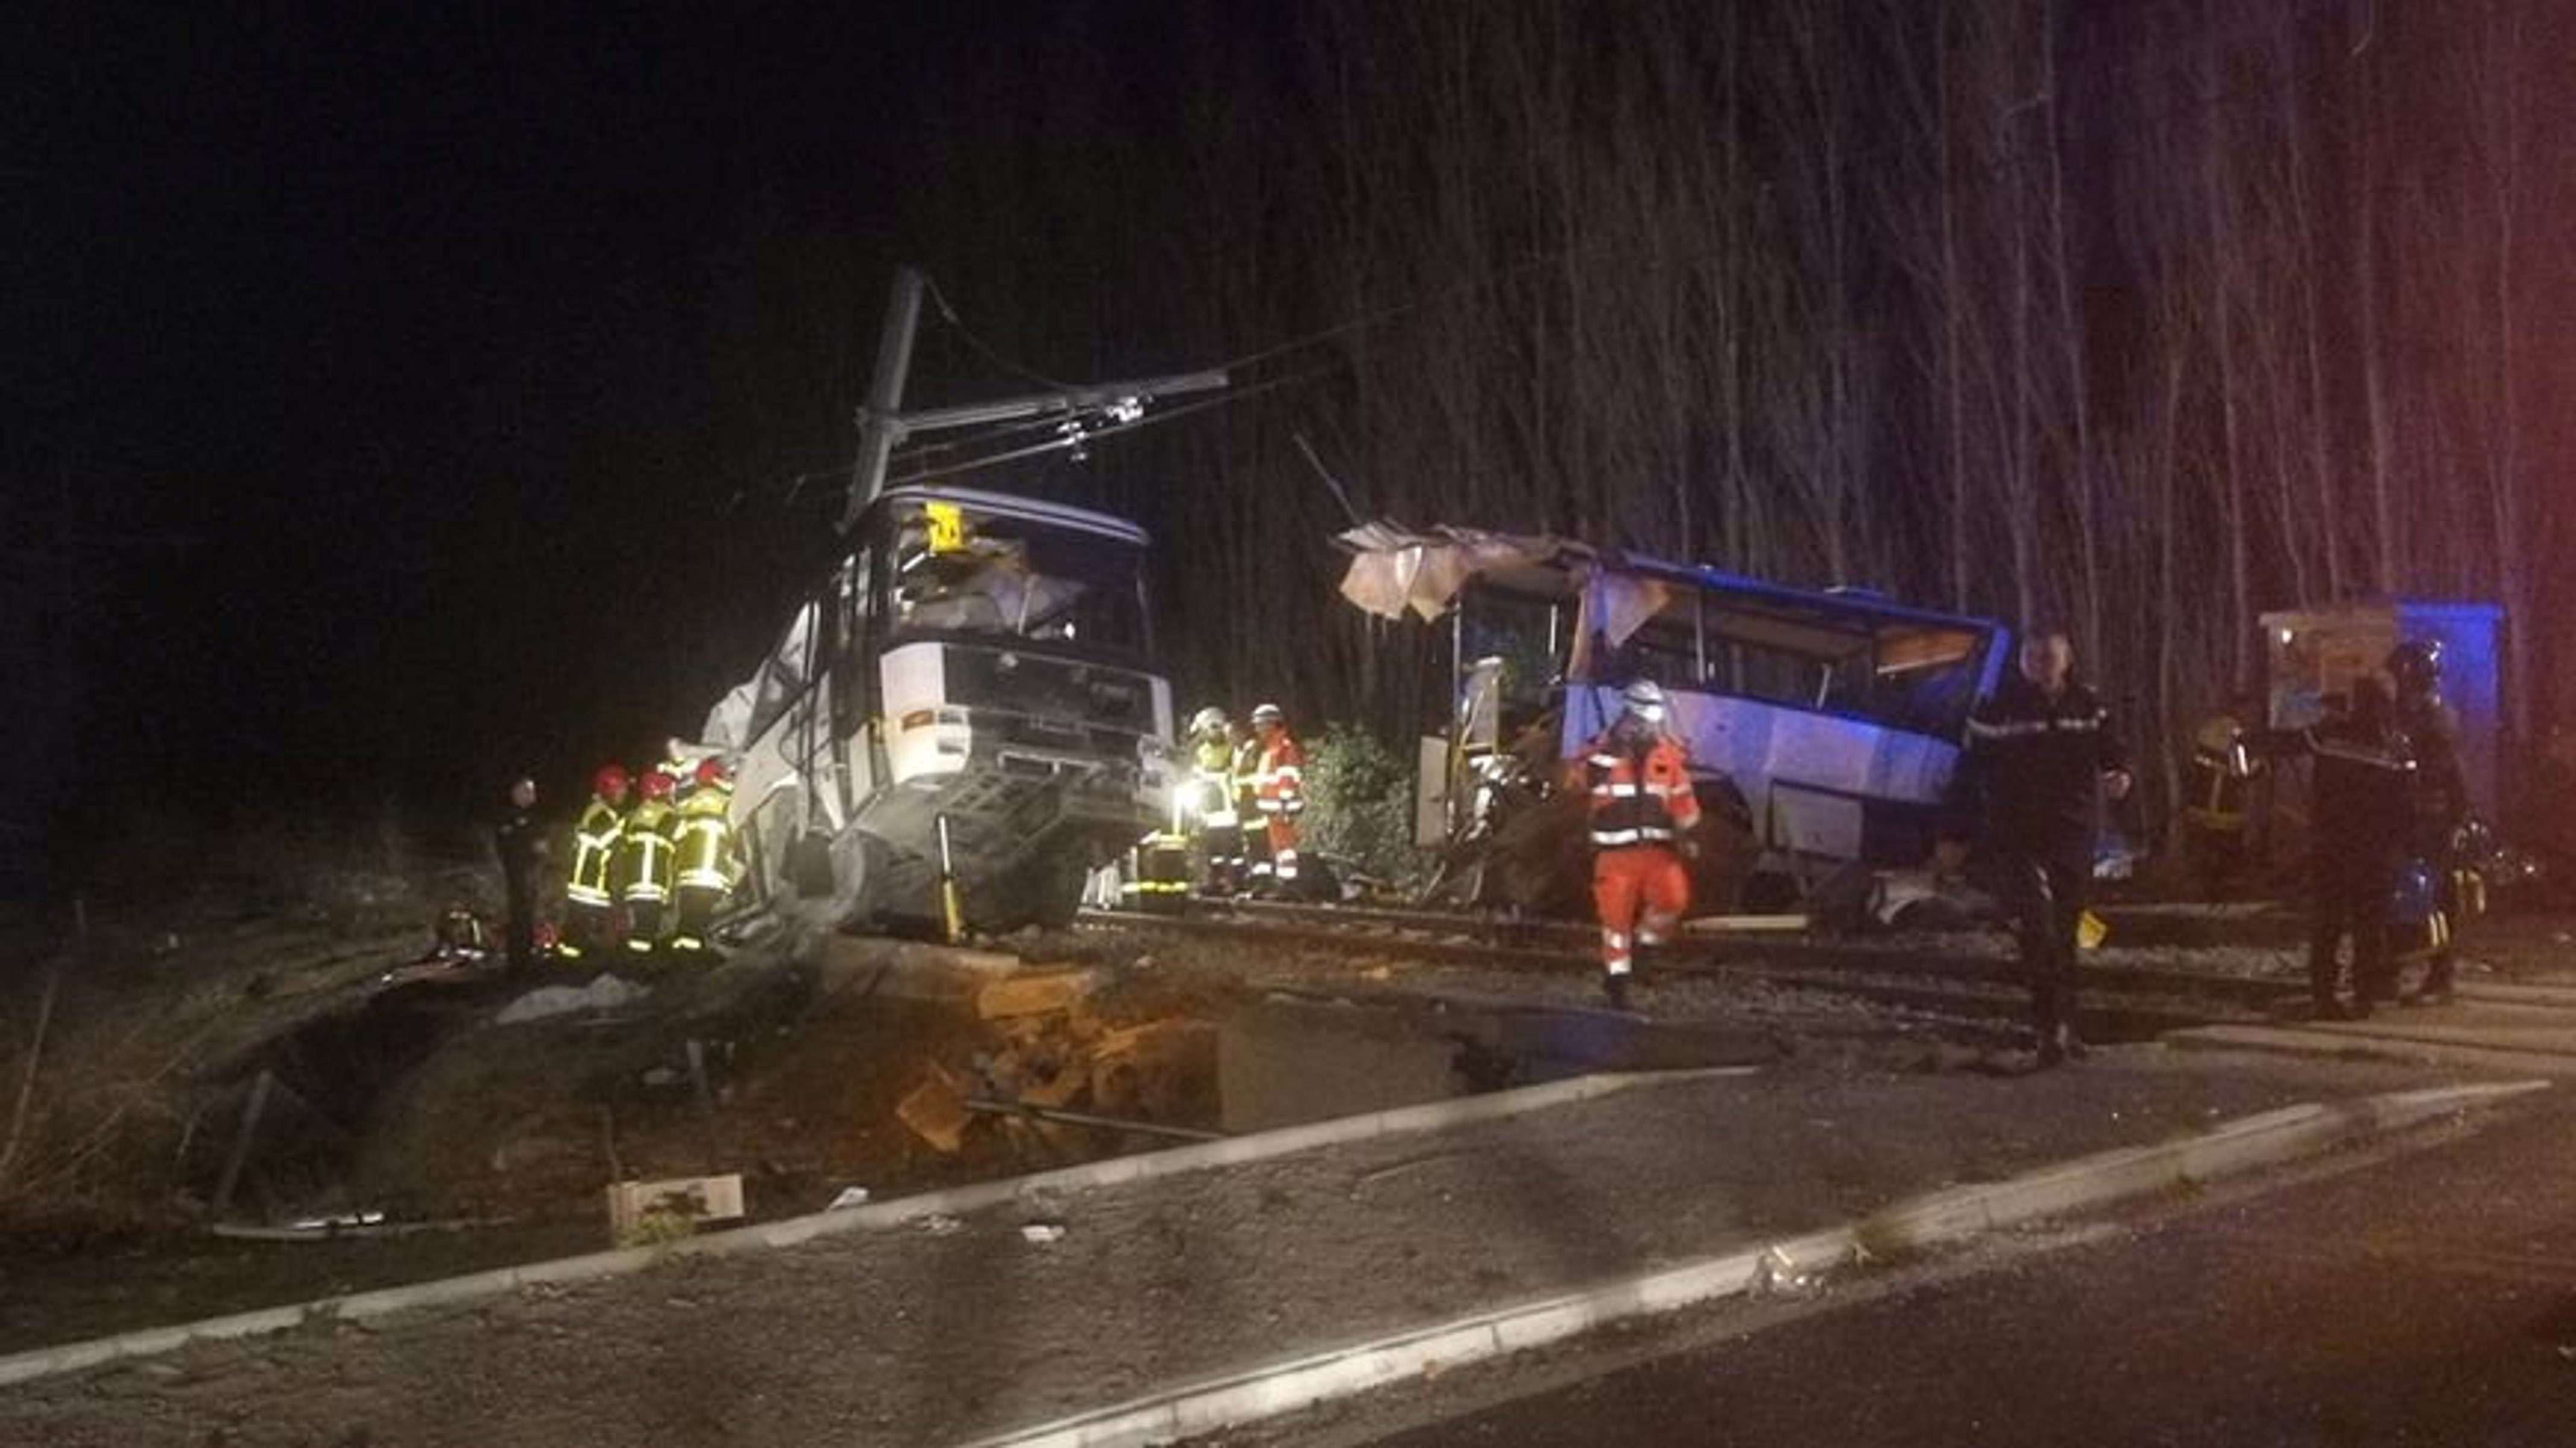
[12,3,1062,856]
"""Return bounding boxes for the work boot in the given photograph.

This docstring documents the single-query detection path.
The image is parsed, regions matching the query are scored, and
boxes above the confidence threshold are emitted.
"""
[2035,1022,2088,1068]
[1602,973,1633,1011]
[2410,961,2457,1006]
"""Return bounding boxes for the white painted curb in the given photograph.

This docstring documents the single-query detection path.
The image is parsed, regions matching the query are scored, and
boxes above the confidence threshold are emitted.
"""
[0,1069,1737,1390]
[2170,1023,2576,1076]
[955,1078,2549,1448]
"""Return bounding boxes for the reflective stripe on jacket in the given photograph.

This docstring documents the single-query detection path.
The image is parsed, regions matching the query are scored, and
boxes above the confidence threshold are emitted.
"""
[674,789,742,893]
[1578,732,1701,850]
[1255,734,1306,815]
[616,800,677,903]
[567,798,626,906]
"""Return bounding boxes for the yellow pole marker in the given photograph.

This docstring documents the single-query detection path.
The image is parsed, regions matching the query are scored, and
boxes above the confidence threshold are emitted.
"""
[936,813,965,943]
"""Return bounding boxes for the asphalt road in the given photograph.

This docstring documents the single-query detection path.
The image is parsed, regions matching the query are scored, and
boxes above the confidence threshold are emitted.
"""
[1260,1090,2576,1447]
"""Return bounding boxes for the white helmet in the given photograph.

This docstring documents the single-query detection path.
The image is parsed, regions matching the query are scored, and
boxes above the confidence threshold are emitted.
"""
[1251,703,1284,726]
[1620,678,1668,724]
[1189,706,1230,736]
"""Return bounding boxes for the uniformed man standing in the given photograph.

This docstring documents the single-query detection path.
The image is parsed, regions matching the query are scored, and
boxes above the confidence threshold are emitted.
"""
[2302,678,2415,1018]
[1948,630,2132,1067]
[1576,680,1702,1010]
[1231,718,1269,894]
[1249,704,1305,896]
[561,764,631,960]
[671,757,743,953]
[1187,707,1242,896]
[2388,639,2472,1002]
[493,775,549,972]
[615,770,680,954]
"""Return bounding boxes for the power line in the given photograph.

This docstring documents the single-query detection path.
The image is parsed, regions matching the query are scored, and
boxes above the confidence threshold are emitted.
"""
[877,365,1339,491]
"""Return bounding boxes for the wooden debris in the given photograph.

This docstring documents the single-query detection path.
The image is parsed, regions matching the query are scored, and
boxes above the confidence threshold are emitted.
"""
[605,1173,745,1241]
[976,970,1099,1020]
[897,1064,974,1154]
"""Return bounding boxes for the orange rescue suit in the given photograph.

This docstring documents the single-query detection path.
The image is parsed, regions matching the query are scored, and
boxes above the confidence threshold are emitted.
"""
[1254,729,1307,884]
[1575,730,1702,977]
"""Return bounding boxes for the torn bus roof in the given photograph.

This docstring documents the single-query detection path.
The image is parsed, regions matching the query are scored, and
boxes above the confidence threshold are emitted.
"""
[1333,522,2001,657]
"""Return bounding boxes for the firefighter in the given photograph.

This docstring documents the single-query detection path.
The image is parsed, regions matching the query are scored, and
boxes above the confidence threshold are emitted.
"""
[1232,718,1271,893]
[1576,678,1702,1010]
[615,770,680,953]
[671,757,744,953]
[1249,704,1307,897]
[1187,707,1243,895]
[2301,678,2415,1018]
[2388,639,2473,1002]
[493,775,548,972]
[2181,707,2264,896]
[561,764,631,960]
[660,736,702,803]
[1948,629,2132,1067]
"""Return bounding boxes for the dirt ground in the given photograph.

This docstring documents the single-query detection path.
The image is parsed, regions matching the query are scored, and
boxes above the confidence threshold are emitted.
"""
[0,1044,2485,1448]
[2,891,2568,1365]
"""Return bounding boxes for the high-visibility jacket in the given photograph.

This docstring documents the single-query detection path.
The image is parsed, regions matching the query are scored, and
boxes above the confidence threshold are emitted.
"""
[567,797,627,907]
[1192,736,1239,828]
[1254,733,1306,817]
[1577,732,1701,849]
[673,786,743,893]
[616,798,678,903]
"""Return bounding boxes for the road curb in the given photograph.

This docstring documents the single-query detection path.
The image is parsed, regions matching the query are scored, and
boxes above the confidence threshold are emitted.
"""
[2169,1022,2576,1077]
[0,1069,1736,1391]
[955,1078,2548,1448]
[2457,981,2576,1011]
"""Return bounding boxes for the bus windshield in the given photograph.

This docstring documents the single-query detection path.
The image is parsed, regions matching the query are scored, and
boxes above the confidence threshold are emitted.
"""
[878,498,1151,659]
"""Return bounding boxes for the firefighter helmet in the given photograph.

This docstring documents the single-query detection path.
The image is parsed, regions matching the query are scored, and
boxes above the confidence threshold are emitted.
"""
[1620,678,1668,724]
[2387,639,2444,700]
[593,764,632,799]
[640,770,676,801]
[695,757,733,791]
[1189,706,1230,737]
[1251,703,1284,727]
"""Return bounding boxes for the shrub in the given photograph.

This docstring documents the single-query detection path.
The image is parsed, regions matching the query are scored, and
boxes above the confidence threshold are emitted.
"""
[1301,726,1430,893]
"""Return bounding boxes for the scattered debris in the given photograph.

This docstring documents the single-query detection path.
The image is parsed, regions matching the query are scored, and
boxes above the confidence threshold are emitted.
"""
[920,1213,964,1236]
[497,974,651,1026]
[1020,1222,1067,1244]
[827,1186,873,1210]
[897,1065,975,1155]
[605,1173,745,1245]
[977,970,1100,1021]
[1750,1244,1825,1298]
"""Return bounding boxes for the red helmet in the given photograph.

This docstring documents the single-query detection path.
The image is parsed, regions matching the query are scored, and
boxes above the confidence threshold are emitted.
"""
[593,764,632,800]
[639,770,676,801]
[695,757,733,790]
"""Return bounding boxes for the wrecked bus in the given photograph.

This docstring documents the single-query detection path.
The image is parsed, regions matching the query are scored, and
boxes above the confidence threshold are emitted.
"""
[1337,525,2010,906]
[704,485,1176,933]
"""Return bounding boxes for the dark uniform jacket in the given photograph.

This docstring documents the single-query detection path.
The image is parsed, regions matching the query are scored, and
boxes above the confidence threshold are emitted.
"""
[1950,674,2129,863]
[2304,715,2415,870]
[495,807,548,894]
[2396,697,2471,852]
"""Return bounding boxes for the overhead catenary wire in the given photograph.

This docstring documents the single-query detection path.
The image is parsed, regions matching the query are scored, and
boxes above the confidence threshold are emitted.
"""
[875,365,1339,492]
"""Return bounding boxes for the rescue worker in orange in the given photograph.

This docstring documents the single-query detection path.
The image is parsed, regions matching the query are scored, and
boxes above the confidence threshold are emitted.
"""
[1576,679,1702,1009]
[1249,703,1306,897]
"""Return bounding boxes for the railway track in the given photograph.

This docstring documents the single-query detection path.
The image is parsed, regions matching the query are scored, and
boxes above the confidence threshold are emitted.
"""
[1078,898,2307,1046]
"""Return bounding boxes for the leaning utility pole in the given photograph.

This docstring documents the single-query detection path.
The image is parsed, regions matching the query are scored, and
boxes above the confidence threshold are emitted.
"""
[838,266,1228,533]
